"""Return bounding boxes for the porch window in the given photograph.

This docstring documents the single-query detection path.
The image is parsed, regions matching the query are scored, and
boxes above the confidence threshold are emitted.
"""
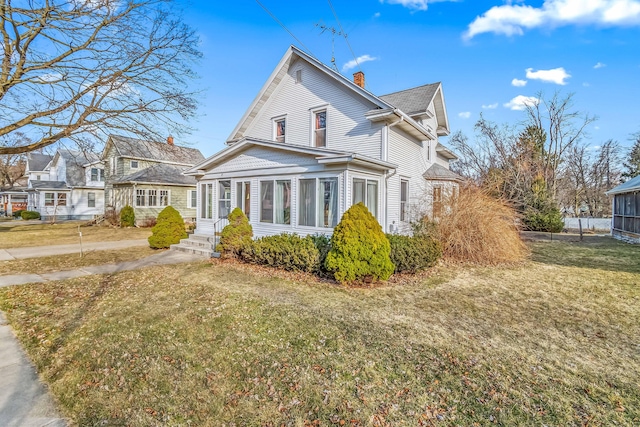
[314,110,326,147]
[45,192,54,206]
[298,179,316,226]
[148,189,157,207]
[200,183,213,219]
[236,182,250,217]
[88,192,96,208]
[159,190,169,207]
[299,178,337,227]
[400,180,409,222]
[353,178,378,218]
[274,118,286,143]
[57,193,67,206]
[218,180,231,219]
[260,180,291,224]
[136,189,146,207]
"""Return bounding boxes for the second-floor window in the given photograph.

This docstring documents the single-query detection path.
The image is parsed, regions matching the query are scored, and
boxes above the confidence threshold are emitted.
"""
[314,110,326,147]
[91,168,104,182]
[274,118,286,143]
[130,160,139,169]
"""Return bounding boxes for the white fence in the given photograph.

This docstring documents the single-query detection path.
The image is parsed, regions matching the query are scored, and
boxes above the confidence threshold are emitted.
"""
[563,217,611,231]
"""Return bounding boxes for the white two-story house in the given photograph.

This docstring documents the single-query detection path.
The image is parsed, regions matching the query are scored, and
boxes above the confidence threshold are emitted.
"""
[184,45,461,241]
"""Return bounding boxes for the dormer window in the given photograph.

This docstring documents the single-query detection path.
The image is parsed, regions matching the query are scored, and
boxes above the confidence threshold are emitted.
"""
[274,117,286,143]
[90,168,104,182]
[314,110,326,147]
[130,160,139,169]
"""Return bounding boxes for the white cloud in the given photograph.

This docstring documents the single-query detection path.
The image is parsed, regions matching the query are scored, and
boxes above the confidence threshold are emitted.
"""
[458,111,472,119]
[342,54,379,72]
[594,62,606,68]
[504,95,540,111]
[525,67,571,84]
[512,78,528,87]
[583,82,591,87]
[464,0,640,39]
[382,0,456,11]
[482,103,499,109]
[373,12,381,18]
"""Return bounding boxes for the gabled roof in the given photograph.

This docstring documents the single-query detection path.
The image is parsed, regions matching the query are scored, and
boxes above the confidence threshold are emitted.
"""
[226,45,450,144]
[105,135,204,166]
[26,153,53,172]
[186,137,397,175]
[51,149,99,187]
[606,175,640,195]
[422,163,464,182]
[379,83,440,116]
[30,180,68,190]
[114,163,197,186]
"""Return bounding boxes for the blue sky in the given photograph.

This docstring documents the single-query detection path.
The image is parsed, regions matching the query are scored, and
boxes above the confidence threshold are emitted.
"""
[182,0,640,157]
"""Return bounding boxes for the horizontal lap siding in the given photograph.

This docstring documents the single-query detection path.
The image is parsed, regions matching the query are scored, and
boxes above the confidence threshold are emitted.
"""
[244,59,383,160]
[207,147,317,174]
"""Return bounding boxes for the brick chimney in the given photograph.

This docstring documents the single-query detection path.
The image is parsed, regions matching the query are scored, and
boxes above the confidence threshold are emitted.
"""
[353,71,365,88]
[167,135,174,145]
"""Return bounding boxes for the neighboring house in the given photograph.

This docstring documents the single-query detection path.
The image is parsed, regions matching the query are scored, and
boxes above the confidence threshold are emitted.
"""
[606,175,640,243]
[27,149,105,221]
[184,45,461,241]
[102,135,205,223]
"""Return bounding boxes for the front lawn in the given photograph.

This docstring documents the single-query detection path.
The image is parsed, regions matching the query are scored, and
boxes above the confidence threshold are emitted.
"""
[0,238,638,425]
[0,221,152,248]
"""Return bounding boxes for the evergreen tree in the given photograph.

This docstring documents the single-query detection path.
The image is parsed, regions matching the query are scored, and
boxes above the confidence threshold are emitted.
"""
[622,132,640,180]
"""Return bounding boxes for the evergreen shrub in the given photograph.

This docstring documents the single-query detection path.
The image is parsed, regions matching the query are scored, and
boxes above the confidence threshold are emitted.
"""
[240,233,319,273]
[325,203,394,284]
[148,206,187,249]
[309,234,331,274]
[522,204,564,233]
[12,210,24,219]
[387,234,441,274]
[218,207,253,257]
[20,210,41,220]
[120,205,135,227]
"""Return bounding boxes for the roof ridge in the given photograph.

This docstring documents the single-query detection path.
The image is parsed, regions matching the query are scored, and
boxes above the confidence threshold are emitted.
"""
[379,82,441,98]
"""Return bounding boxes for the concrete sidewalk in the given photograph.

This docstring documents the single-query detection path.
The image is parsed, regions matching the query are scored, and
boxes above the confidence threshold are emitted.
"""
[0,249,206,426]
[0,239,150,261]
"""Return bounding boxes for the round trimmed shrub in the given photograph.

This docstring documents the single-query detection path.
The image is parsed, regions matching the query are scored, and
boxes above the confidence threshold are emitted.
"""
[325,203,394,284]
[120,205,135,227]
[20,210,41,220]
[12,210,24,219]
[240,233,320,273]
[387,234,441,274]
[218,207,253,257]
[148,206,187,249]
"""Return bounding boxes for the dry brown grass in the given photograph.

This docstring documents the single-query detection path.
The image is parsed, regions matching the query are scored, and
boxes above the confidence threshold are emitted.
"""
[0,221,151,248]
[436,185,528,265]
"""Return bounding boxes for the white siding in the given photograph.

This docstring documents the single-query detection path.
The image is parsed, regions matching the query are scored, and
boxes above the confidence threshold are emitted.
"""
[205,147,319,175]
[243,58,384,160]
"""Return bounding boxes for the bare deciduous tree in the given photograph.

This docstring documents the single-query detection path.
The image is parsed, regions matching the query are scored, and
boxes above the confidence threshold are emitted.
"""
[0,0,201,155]
[0,132,29,187]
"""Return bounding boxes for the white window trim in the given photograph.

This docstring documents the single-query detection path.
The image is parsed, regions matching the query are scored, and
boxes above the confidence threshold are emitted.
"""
[352,176,379,218]
[400,178,409,222]
[309,105,329,148]
[272,114,287,144]
[297,176,339,229]
[189,190,197,209]
[259,178,292,225]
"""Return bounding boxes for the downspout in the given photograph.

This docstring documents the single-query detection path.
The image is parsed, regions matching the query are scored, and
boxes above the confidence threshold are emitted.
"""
[384,111,403,233]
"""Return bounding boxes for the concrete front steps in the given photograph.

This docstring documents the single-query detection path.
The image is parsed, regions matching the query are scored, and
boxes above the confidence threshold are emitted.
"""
[170,234,220,258]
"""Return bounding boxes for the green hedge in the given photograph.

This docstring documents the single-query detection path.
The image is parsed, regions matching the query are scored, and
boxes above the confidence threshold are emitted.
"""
[240,233,320,273]
[120,205,135,228]
[325,203,394,284]
[218,207,253,257]
[387,234,441,274]
[148,206,187,249]
[12,210,24,219]
[20,210,41,220]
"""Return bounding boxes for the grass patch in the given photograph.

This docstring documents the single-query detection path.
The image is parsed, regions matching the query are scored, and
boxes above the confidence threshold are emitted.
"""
[0,239,638,425]
[0,221,151,248]
[0,246,157,275]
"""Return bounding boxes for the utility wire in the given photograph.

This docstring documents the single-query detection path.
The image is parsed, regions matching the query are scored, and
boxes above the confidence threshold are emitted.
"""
[327,0,362,75]
[255,0,313,55]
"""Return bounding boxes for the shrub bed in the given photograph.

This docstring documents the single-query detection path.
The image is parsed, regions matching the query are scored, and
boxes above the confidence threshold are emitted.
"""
[12,210,24,219]
[387,234,442,274]
[20,210,41,220]
[240,233,319,273]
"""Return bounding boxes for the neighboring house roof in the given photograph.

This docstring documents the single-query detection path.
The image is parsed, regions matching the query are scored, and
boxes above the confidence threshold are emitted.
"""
[186,137,397,175]
[605,175,640,195]
[106,135,205,166]
[30,180,68,190]
[422,163,465,182]
[53,149,100,187]
[114,163,198,186]
[226,45,452,146]
[26,153,53,172]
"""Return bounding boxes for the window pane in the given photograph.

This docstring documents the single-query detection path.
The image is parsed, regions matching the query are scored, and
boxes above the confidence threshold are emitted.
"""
[45,193,54,206]
[367,181,377,218]
[261,181,273,223]
[315,111,326,147]
[244,182,251,217]
[276,120,285,143]
[160,190,169,207]
[136,189,145,206]
[88,192,96,208]
[218,180,231,218]
[190,190,197,209]
[299,179,316,226]
[207,184,213,218]
[236,182,243,211]
[275,180,291,224]
[319,178,338,227]
[148,189,157,207]
[353,179,365,205]
[91,168,98,181]
[57,193,67,206]
[400,180,408,222]
[200,184,206,218]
